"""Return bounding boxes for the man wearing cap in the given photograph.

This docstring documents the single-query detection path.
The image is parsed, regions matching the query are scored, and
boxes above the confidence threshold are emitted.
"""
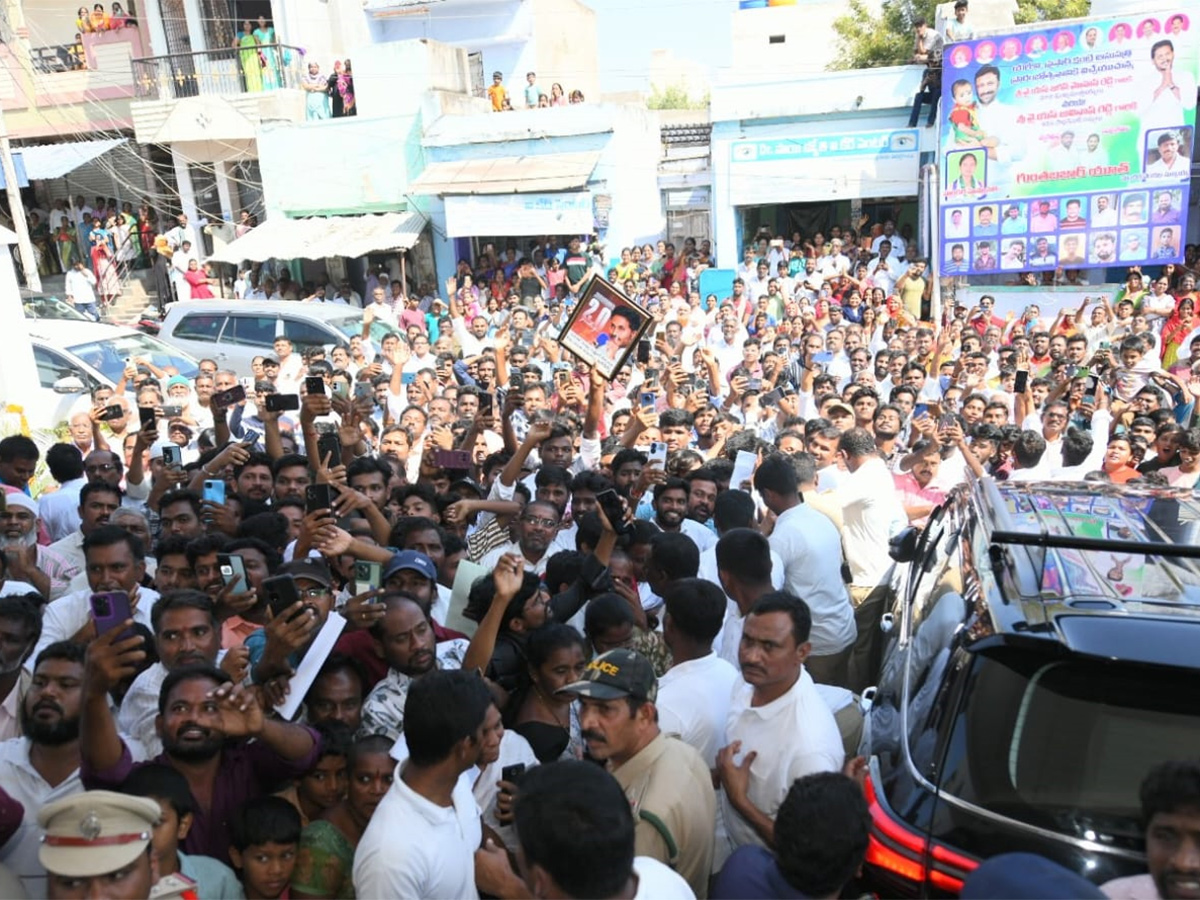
[3,490,71,601]
[38,789,176,899]
[244,559,339,684]
[565,648,715,897]
[358,594,468,743]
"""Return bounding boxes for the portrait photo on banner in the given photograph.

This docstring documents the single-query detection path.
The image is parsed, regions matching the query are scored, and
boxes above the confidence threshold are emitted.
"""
[556,277,653,381]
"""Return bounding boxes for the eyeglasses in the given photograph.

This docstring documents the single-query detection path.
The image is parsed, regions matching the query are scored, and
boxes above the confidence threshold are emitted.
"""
[299,587,330,600]
[86,463,118,473]
[521,515,559,529]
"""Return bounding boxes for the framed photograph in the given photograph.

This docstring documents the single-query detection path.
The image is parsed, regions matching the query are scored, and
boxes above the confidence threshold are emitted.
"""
[556,277,653,381]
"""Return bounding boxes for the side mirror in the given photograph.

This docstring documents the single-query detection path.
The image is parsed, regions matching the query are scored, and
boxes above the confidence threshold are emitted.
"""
[53,375,87,394]
[888,526,921,564]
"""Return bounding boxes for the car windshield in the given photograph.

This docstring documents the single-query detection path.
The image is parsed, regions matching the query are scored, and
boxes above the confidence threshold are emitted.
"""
[23,294,90,321]
[328,315,391,347]
[67,333,199,384]
[947,650,1198,850]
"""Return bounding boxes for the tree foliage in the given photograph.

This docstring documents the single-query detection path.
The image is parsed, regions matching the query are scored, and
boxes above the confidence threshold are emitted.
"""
[647,84,709,110]
[833,0,1092,70]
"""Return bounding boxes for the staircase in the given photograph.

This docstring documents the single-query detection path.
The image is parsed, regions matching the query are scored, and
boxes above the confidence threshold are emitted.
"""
[28,267,158,326]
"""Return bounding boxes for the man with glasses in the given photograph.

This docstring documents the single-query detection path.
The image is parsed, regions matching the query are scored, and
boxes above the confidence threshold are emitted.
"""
[244,559,338,684]
[478,499,561,576]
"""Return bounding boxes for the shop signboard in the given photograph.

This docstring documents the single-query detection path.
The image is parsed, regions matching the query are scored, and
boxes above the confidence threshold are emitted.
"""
[443,191,594,237]
[939,13,1198,277]
[726,129,920,206]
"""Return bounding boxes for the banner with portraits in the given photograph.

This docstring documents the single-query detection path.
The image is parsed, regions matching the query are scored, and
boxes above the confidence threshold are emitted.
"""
[939,13,1197,276]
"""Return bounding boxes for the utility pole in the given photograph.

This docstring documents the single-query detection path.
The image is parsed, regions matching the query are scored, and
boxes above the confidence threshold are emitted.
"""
[0,106,40,293]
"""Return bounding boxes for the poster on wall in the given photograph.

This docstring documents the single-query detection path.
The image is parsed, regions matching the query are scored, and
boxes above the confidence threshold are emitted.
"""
[939,13,1198,276]
[556,277,652,381]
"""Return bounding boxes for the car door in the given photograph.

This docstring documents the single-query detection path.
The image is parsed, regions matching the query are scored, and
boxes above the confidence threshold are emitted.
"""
[281,317,339,355]
[31,343,97,429]
[217,314,281,373]
[164,312,228,362]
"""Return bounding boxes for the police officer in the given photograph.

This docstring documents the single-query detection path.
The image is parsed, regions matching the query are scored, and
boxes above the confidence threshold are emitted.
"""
[38,790,189,899]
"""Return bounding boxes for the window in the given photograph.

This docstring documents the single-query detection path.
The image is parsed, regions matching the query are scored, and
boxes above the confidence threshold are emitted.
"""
[223,315,279,348]
[282,319,336,350]
[33,346,81,389]
[173,313,225,342]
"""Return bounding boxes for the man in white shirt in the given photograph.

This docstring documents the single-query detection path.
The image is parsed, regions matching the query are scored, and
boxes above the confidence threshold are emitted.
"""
[354,670,489,899]
[63,261,99,319]
[34,526,157,665]
[0,643,89,898]
[656,579,740,768]
[44,482,124,591]
[271,336,306,395]
[754,456,856,687]
[973,64,1026,192]
[1145,130,1191,178]
[364,287,398,329]
[866,241,900,296]
[871,222,906,260]
[1091,194,1118,228]
[713,592,845,869]
[835,429,907,692]
[649,481,716,553]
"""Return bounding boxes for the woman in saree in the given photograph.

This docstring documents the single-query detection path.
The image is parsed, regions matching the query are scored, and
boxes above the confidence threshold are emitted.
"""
[1161,295,1200,369]
[93,240,122,307]
[337,59,355,115]
[328,61,344,117]
[27,213,56,276]
[253,17,280,90]
[234,20,262,92]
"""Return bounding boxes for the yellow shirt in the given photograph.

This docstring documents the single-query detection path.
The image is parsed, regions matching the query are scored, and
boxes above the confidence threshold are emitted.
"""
[487,84,507,111]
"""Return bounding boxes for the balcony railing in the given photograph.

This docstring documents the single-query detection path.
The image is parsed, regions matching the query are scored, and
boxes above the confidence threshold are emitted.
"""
[131,44,306,101]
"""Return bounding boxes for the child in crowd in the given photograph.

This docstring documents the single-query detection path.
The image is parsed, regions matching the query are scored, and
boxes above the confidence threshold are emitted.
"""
[275,722,351,827]
[229,797,302,900]
[118,764,244,900]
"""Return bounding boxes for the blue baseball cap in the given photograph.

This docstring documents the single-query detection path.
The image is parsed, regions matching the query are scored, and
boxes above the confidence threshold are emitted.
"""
[382,550,437,583]
[960,853,1105,899]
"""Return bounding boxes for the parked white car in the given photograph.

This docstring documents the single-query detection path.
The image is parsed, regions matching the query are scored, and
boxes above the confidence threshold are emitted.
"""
[26,320,200,430]
[157,300,391,375]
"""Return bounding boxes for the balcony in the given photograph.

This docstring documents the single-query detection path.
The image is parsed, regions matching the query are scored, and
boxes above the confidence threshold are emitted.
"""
[128,45,307,146]
[0,28,146,138]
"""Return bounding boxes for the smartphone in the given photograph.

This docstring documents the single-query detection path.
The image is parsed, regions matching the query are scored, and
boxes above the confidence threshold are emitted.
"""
[162,445,183,469]
[161,405,184,418]
[202,478,225,505]
[501,763,527,787]
[1087,374,1101,393]
[98,404,124,422]
[761,388,783,406]
[647,441,668,467]
[331,380,349,400]
[265,393,300,412]
[261,574,303,620]
[1014,370,1030,394]
[640,391,656,410]
[938,413,957,430]
[305,375,326,396]
[317,432,341,468]
[401,372,416,386]
[595,488,631,535]
[305,483,334,515]
[914,403,929,418]
[509,372,524,391]
[210,385,246,409]
[637,341,651,364]
[747,378,763,392]
[478,392,494,417]
[354,381,374,402]
[354,560,381,594]
[240,428,260,446]
[90,591,135,640]
[216,553,246,589]
[434,449,472,469]
[138,406,156,430]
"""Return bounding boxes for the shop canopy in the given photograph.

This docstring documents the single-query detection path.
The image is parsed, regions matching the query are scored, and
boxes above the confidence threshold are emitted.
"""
[408,152,600,195]
[12,138,127,181]
[207,211,426,264]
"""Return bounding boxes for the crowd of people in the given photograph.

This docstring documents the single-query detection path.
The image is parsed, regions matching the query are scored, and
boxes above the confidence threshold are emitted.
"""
[0,212,1197,897]
[487,70,585,111]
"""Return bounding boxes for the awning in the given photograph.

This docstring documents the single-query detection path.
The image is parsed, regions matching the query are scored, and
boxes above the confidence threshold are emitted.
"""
[207,211,426,264]
[409,152,600,195]
[12,138,127,180]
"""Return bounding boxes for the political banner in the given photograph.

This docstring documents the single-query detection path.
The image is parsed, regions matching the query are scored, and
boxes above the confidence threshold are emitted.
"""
[939,13,1198,277]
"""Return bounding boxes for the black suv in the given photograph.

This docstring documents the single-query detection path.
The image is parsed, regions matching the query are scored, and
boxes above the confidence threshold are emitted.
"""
[861,477,1200,896]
